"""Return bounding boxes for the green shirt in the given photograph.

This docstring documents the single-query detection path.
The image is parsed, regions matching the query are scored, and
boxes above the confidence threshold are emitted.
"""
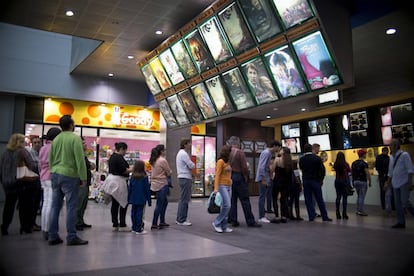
[49,131,87,181]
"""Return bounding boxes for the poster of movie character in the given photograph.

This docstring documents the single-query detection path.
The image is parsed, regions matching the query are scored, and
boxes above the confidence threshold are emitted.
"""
[171,40,198,78]
[184,29,215,73]
[159,49,185,85]
[199,16,233,64]
[191,83,218,119]
[272,0,314,29]
[265,45,307,98]
[239,0,282,42]
[158,99,178,127]
[282,138,301,153]
[241,57,278,104]
[292,31,341,90]
[205,75,235,115]
[166,94,190,125]
[222,68,256,110]
[218,2,256,55]
[149,57,172,91]
[141,64,162,95]
[178,89,204,123]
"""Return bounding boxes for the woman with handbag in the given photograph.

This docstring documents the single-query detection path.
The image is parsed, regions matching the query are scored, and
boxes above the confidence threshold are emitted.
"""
[333,151,351,219]
[0,133,38,235]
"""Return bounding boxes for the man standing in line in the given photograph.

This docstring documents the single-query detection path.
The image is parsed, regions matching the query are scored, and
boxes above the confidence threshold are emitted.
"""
[227,136,262,228]
[48,115,88,246]
[255,140,281,223]
[385,139,414,229]
[311,143,324,217]
[375,146,394,215]
[299,143,332,222]
[28,136,42,230]
[176,138,195,226]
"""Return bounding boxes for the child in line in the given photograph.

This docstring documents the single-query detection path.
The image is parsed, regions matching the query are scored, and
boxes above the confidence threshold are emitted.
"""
[128,160,151,234]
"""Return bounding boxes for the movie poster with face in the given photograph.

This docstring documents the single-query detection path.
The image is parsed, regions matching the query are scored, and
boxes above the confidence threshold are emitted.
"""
[191,83,218,119]
[199,16,233,64]
[171,40,198,78]
[241,57,278,105]
[178,89,204,123]
[159,49,185,85]
[205,75,235,115]
[271,0,314,29]
[149,57,172,91]
[264,45,307,98]
[239,0,282,42]
[292,31,341,90]
[222,67,256,110]
[158,99,178,128]
[184,29,215,73]
[166,94,190,125]
[141,64,162,95]
[218,2,256,55]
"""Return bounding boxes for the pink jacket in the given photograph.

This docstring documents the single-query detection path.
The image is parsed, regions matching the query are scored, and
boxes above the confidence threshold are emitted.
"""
[38,142,52,181]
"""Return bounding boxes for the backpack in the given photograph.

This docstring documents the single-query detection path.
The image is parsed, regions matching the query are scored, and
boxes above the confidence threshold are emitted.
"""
[352,160,366,181]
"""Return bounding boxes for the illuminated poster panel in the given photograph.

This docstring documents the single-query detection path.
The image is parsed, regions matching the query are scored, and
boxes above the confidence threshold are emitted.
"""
[178,89,204,123]
[166,94,190,125]
[159,49,185,85]
[149,57,172,91]
[292,31,341,90]
[218,2,256,55]
[171,39,198,78]
[158,99,178,127]
[191,83,218,119]
[271,0,314,29]
[184,29,215,73]
[205,75,235,115]
[264,45,307,98]
[141,64,162,95]
[222,67,256,110]
[199,16,233,64]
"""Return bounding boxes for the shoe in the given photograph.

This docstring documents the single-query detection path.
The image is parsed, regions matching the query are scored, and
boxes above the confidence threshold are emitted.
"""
[231,221,240,227]
[315,213,321,218]
[176,221,192,226]
[135,230,148,235]
[391,223,405,229]
[223,227,233,233]
[248,223,262,228]
[20,228,33,234]
[42,231,49,241]
[343,214,349,220]
[159,223,170,227]
[258,217,270,223]
[280,218,288,223]
[112,227,119,232]
[81,223,92,228]
[323,217,333,222]
[67,237,88,246]
[76,225,84,231]
[212,222,223,233]
[48,237,63,245]
[336,211,341,219]
[118,226,130,232]
[296,217,304,221]
[356,212,368,216]
[32,224,41,231]
[151,225,160,230]
[270,218,280,223]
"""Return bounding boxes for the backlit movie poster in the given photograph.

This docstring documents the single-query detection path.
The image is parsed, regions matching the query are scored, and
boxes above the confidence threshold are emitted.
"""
[241,57,278,104]
[184,29,215,73]
[218,2,256,55]
[199,17,233,64]
[265,45,307,98]
[166,94,190,125]
[191,83,218,119]
[178,89,204,123]
[239,0,282,42]
[272,0,314,29]
[222,68,256,110]
[149,57,172,91]
[205,75,234,115]
[158,99,178,127]
[171,40,198,78]
[292,31,341,90]
[141,64,162,95]
[159,49,185,85]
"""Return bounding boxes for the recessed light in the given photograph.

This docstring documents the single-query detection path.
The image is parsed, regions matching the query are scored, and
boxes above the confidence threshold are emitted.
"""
[273,107,278,111]
[127,55,134,59]
[386,28,396,35]
[65,10,74,17]
[266,115,271,119]
[108,73,114,77]
[301,108,307,112]
[155,30,163,35]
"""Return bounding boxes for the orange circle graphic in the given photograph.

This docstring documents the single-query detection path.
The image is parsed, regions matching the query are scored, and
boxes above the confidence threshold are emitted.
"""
[82,117,90,124]
[88,104,101,118]
[59,102,74,115]
[46,114,60,123]
[104,113,112,121]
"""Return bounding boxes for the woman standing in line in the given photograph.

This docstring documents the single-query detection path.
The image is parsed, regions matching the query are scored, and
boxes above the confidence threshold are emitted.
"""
[38,127,61,240]
[333,151,351,219]
[0,133,37,235]
[212,145,233,233]
[150,144,172,230]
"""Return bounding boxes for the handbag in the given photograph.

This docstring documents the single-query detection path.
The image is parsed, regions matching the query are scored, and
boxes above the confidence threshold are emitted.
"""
[207,192,220,214]
[345,173,354,196]
[16,165,39,181]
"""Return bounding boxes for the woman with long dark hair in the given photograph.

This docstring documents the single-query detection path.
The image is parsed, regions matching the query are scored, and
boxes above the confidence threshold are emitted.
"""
[150,144,172,230]
[333,151,351,219]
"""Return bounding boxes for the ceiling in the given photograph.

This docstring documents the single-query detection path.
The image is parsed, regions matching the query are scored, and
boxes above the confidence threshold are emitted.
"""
[1,0,412,122]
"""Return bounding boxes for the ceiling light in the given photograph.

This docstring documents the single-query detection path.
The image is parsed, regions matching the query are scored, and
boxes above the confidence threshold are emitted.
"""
[266,115,271,119]
[386,28,396,35]
[65,10,74,17]
[155,30,163,35]
[301,108,307,112]
[108,73,114,77]
[127,55,134,59]
[273,107,278,111]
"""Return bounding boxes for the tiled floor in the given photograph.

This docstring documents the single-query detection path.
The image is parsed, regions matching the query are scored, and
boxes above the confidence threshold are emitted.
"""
[1,197,414,276]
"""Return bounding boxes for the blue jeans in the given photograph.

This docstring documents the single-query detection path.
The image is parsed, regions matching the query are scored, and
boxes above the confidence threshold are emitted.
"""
[152,185,169,226]
[354,180,368,213]
[258,181,270,218]
[303,178,329,220]
[384,184,394,212]
[131,204,145,232]
[266,181,273,211]
[214,185,231,230]
[49,173,79,242]
[393,184,414,225]
[176,178,192,223]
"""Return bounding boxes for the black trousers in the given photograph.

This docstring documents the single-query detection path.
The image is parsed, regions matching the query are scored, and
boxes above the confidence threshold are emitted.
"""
[111,197,128,227]
[272,179,289,218]
[31,179,42,226]
[228,173,256,225]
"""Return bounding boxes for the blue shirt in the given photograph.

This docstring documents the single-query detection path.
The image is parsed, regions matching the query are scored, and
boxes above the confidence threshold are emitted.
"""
[388,150,414,188]
[255,148,272,183]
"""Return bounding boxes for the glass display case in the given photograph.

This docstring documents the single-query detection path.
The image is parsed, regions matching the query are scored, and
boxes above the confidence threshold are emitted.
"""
[191,135,216,197]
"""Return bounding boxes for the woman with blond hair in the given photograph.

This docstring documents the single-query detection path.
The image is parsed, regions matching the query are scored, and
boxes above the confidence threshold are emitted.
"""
[0,133,37,235]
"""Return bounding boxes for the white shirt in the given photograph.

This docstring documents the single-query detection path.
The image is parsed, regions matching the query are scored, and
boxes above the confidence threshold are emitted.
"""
[176,149,195,179]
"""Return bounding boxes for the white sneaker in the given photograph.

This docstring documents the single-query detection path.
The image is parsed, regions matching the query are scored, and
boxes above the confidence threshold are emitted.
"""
[223,227,233,233]
[258,217,270,223]
[118,227,131,232]
[135,230,147,235]
[212,222,223,233]
[112,227,119,232]
[176,220,192,226]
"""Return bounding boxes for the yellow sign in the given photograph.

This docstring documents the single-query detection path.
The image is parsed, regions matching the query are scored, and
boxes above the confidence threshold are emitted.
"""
[191,124,206,135]
[43,99,160,131]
